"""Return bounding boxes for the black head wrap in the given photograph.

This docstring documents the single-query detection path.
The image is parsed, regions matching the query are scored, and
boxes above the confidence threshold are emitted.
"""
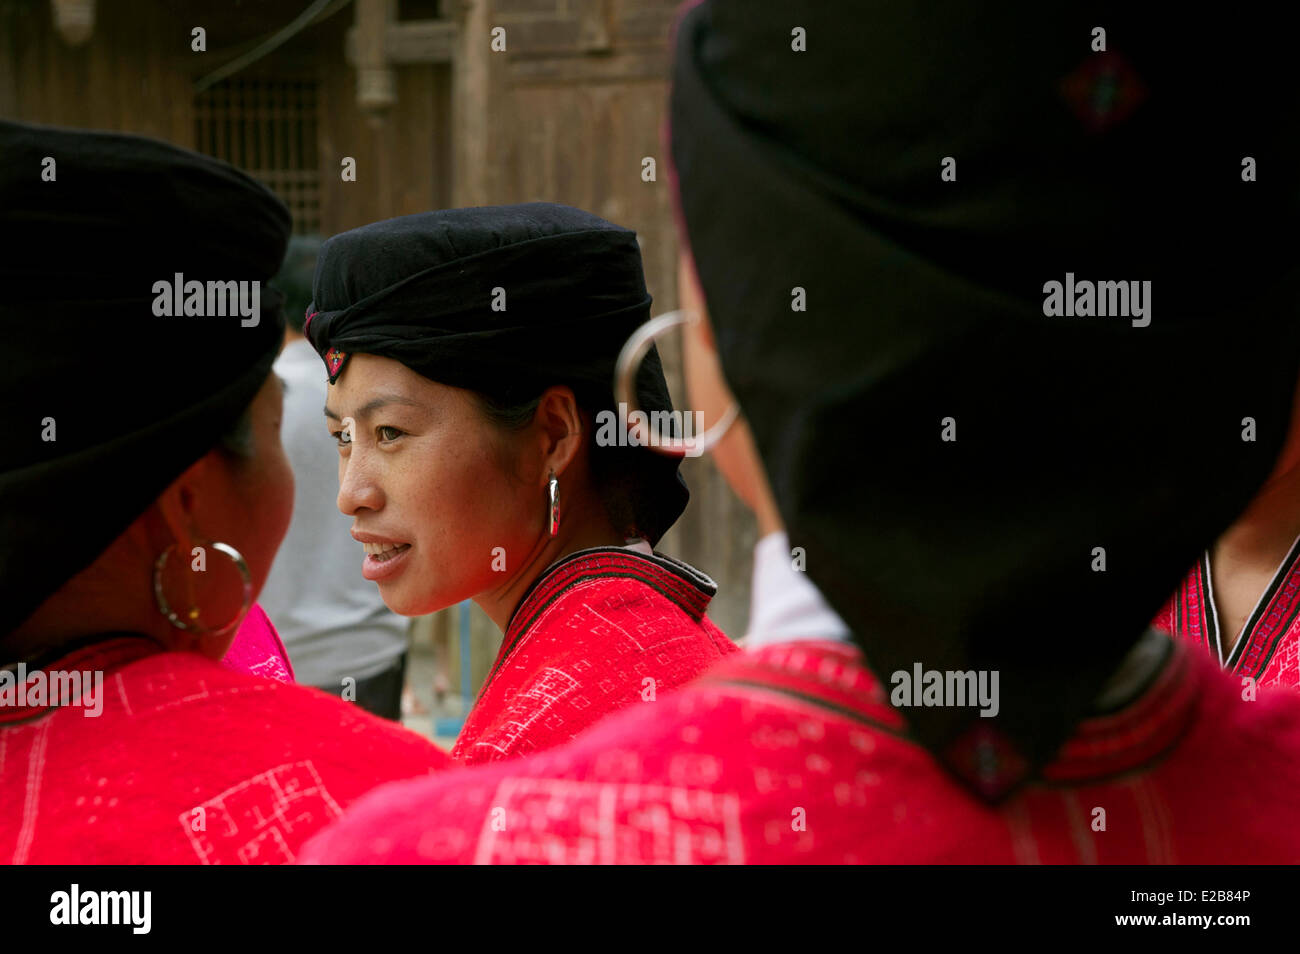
[305,203,689,546]
[670,2,1300,799]
[0,119,289,638]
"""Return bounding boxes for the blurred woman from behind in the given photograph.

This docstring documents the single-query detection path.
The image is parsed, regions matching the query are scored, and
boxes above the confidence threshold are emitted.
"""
[0,120,447,864]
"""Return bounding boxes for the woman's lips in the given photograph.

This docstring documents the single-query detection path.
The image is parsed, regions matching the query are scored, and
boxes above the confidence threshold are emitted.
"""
[361,543,413,581]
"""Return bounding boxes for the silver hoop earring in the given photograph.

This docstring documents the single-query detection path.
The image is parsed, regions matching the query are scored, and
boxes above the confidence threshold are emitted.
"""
[547,471,561,538]
[153,540,253,637]
[614,308,740,458]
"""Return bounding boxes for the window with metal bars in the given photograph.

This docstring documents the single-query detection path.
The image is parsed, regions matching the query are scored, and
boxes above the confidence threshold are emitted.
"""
[194,76,321,235]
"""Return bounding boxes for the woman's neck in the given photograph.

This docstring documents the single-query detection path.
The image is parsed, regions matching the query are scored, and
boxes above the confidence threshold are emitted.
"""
[473,504,626,634]
[1208,463,1300,652]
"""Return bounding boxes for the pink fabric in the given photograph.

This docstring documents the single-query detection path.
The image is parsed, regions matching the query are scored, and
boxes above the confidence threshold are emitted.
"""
[221,603,295,684]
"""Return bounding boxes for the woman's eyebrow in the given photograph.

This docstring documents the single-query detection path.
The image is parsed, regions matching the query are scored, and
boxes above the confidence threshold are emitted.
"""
[324,394,423,421]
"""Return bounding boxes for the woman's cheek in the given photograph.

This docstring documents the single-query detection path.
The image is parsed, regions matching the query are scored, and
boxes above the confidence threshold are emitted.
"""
[257,435,294,538]
[245,452,293,593]
[442,464,508,590]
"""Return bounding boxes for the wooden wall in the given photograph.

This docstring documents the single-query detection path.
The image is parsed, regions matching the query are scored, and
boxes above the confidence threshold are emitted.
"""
[310,12,452,236]
[0,0,194,143]
[0,2,452,238]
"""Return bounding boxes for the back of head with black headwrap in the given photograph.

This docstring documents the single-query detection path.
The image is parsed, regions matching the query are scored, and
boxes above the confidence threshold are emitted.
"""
[305,203,689,546]
[0,119,289,639]
[670,2,1300,799]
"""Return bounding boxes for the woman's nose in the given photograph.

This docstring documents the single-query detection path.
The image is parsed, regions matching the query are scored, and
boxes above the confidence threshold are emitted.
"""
[337,450,384,516]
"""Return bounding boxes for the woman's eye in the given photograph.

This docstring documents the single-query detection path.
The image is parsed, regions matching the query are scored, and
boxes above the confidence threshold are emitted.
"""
[377,425,403,442]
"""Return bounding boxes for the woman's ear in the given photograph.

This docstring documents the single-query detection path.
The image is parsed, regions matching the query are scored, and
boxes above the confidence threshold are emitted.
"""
[135,458,225,655]
[534,385,584,480]
[140,454,215,561]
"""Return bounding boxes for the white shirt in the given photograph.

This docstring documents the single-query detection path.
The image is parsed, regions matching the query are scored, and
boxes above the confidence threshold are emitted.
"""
[743,531,851,647]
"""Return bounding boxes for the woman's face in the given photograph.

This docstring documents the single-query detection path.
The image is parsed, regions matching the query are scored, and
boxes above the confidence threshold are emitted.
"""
[229,374,296,596]
[326,353,541,616]
[177,373,294,642]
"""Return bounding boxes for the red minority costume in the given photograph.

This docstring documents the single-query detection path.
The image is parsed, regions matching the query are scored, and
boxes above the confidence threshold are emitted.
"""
[452,547,737,764]
[0,636,450,864]
[1153,543,1300,692]
[301,636,1300,864]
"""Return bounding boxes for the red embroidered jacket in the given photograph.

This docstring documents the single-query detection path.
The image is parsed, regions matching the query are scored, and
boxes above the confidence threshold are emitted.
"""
[452,547,737,765]
[1153,547,1300,691]
[0,636,450,864]
[301,638,1300,864]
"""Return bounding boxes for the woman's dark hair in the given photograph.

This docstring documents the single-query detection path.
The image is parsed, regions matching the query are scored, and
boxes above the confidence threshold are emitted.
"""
[475,391,542,432]
[271,235,324,333]
[473,388,644,540]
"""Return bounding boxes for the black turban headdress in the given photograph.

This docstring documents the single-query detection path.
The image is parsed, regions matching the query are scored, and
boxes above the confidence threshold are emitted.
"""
[0,119,289,638]
[305,203,689,546]
[670,2,1300,799]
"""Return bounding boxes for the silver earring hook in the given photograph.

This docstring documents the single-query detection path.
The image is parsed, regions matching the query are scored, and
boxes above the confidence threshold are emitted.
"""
[613,309,740,458]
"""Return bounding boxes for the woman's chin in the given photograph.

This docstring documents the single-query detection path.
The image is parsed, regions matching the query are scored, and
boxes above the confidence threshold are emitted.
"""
[377,579,449,618]
[371,578,409,615]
